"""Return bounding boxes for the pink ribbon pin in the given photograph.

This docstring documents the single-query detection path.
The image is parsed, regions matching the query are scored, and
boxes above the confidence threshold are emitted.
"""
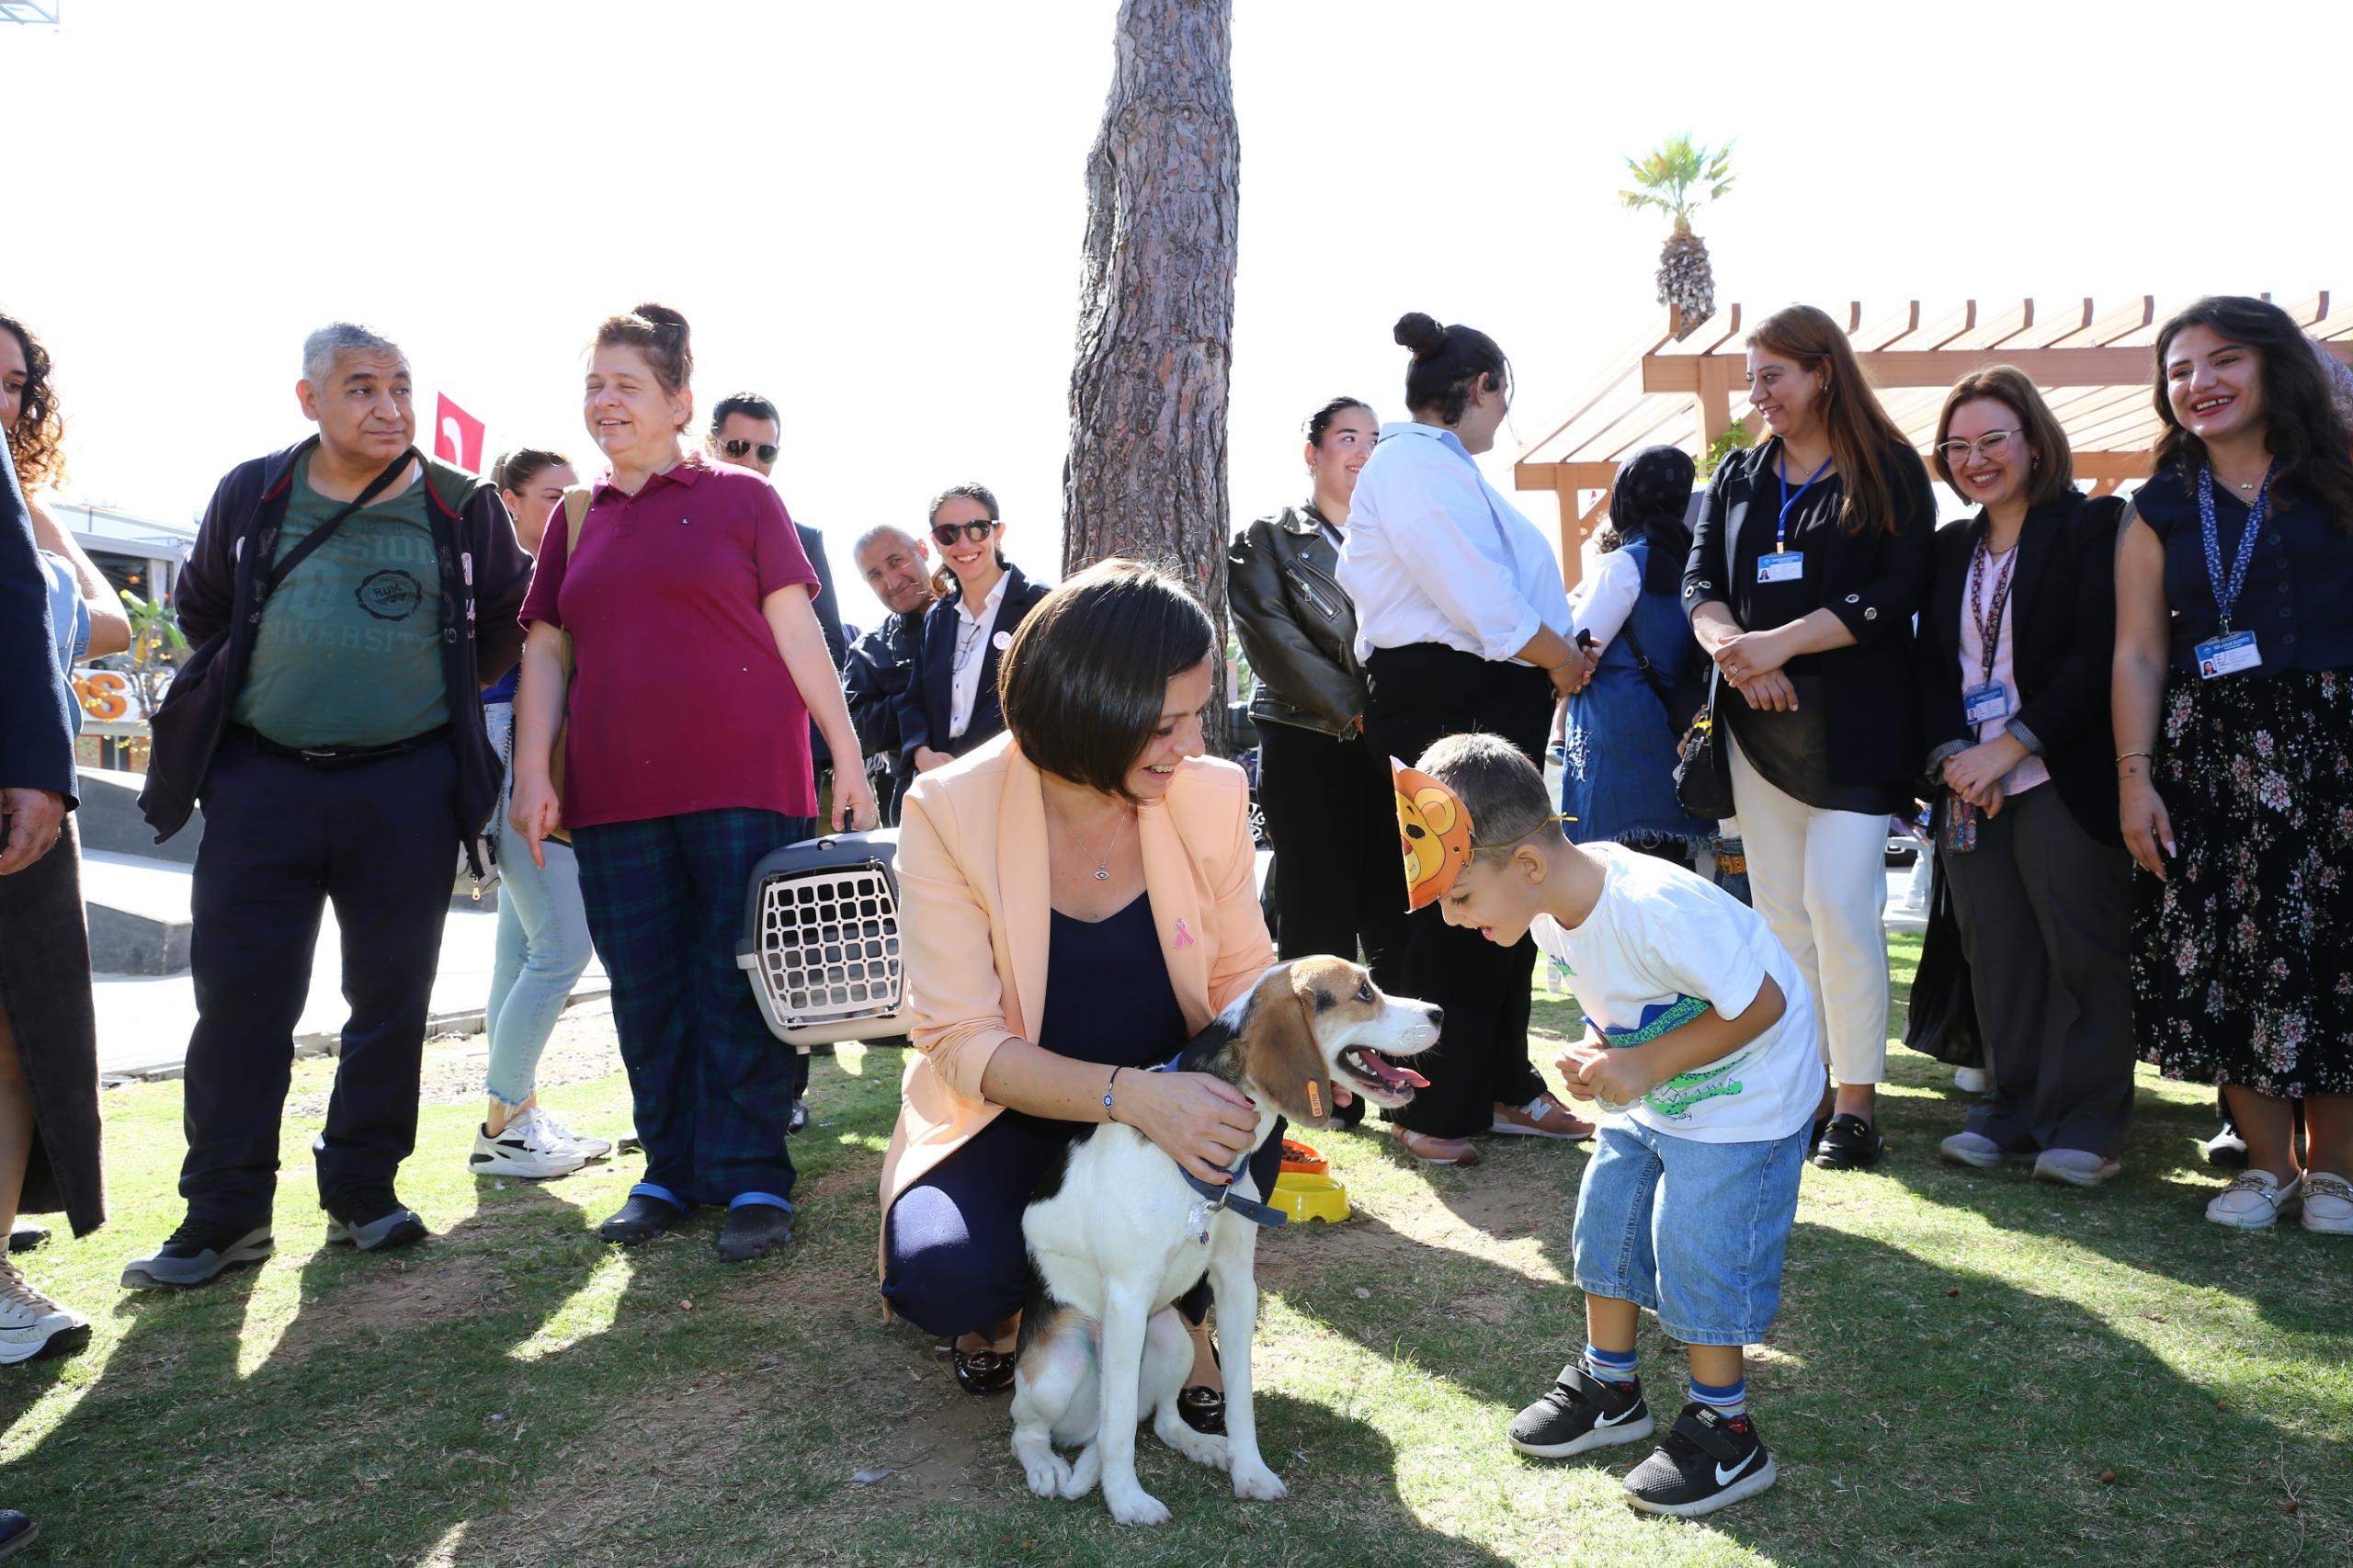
[1174,918,1196,949]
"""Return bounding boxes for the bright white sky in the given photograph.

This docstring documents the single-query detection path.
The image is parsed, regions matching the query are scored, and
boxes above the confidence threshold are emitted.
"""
[10,0,2347,626]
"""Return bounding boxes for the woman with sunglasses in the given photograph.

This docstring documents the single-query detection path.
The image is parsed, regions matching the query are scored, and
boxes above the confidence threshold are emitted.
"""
[897,483,1052,777]
[1915,369,2133,1188]
[1683,304,1937,1172]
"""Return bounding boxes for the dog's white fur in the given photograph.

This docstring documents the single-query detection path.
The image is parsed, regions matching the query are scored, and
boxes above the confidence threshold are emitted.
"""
[1010,958,1441,1525]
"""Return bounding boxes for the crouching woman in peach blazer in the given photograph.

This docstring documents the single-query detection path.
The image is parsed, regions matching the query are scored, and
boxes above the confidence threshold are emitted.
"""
[879,560,1284,1432]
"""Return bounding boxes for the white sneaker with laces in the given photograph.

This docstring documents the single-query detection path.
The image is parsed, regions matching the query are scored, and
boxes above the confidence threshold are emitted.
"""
[2205,1170,2302,1230]
[0,1260,89,1365]
[2302,1173,2353,1235]
[531,1108,612,1162]
[471,1108,590,1180]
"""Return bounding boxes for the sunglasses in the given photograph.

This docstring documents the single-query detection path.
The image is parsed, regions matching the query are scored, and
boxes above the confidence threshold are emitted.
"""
[932,520,998,547]
[722,438,779,463]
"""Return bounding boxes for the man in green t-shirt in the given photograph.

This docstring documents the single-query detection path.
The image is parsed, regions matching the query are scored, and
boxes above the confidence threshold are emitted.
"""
[124,324,534,1290]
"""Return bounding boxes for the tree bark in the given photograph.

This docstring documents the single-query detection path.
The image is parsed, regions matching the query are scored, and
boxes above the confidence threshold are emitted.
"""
[1063,0,1238,754]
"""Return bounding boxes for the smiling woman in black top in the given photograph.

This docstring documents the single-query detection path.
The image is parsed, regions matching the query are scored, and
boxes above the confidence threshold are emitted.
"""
[1683,304,1936,1171]
[1915,367,2133,1188]
[2114,296,2353,1235]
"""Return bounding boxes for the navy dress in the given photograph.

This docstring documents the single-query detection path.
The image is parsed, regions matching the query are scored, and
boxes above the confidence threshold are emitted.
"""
[881,892,1285,1335]
[1559,539,1715,848]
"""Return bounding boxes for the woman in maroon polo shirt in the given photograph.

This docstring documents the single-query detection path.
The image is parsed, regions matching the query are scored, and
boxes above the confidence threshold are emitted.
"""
[508,303,875,1264]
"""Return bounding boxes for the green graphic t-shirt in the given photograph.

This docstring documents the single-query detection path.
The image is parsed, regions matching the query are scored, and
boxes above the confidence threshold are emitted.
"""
[232,458,449,747]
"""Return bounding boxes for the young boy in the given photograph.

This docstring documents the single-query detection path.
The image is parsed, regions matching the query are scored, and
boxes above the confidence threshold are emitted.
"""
[1403,733,1823,1517]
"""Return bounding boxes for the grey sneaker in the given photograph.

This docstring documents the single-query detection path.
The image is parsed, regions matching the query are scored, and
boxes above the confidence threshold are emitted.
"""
[2034,1150,2121,1188]
[1938,1131,2005,1170]
[121,1219,274,1290]
[0,1261,88,1365]
[324,1194,428,1252]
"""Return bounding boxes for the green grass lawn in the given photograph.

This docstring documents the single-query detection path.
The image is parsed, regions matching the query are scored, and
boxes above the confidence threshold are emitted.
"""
[4,935,2347,1566]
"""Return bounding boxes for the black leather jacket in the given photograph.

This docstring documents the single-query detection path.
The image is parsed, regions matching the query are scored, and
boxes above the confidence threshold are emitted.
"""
[1228,504,1366,739]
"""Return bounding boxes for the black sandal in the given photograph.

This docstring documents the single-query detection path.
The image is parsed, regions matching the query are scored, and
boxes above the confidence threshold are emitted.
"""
[952,1346,1015,1395]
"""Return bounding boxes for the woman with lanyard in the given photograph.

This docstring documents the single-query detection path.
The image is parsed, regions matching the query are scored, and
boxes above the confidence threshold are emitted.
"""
[1683,304,1937,1172]
[899,483,1051,778]
[1560,444,1715,863]
[1228,396,1404,994]
[1338,312,1597,1167]
[2115,297,2353,1235]
[471,448,609,1183]
[1915,369,2134,1187]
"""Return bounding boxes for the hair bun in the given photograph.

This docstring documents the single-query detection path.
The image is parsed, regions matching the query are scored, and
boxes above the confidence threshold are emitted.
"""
[1393,312,1447,358]
[632,301,689,340]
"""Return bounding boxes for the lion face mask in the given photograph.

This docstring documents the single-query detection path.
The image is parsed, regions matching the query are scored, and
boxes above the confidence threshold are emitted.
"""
[1393,757,1474,912]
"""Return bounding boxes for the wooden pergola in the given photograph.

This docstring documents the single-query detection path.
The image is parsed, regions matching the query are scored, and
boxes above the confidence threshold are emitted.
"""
[1515,292,2353,588]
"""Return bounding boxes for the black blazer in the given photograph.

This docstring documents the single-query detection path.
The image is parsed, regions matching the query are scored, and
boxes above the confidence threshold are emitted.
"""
[896,562,1052,766]
[1914,492,2126,846]
[1683,438,1938,787]
[0,434,79,806]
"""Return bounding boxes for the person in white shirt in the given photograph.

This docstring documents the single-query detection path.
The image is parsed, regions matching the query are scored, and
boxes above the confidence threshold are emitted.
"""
[1408,732,1816,1519]
[898,483,1051,777]
[1336,312,1596,1166]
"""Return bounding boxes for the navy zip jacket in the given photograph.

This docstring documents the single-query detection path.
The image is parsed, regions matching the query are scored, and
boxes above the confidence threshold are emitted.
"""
[895,563,1051,767]
[138,437,531,858]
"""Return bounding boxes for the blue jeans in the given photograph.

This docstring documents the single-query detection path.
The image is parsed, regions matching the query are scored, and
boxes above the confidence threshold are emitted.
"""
[1572,1119,1805,1346]
[483,703,597,1108]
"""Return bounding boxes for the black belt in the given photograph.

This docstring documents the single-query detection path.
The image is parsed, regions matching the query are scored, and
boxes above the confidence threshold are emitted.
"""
[231,723,449,771]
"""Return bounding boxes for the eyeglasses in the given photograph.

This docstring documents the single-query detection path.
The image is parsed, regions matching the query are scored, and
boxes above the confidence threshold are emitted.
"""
[722,438,779,463]
[1936,428,2023,464]
[932,520,997,547]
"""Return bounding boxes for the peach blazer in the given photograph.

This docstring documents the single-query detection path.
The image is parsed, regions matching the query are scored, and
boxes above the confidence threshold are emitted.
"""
[876,733,1274,1269]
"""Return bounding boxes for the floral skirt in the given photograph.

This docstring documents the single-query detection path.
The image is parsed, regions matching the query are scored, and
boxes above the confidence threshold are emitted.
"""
[2132,666,2353,1096]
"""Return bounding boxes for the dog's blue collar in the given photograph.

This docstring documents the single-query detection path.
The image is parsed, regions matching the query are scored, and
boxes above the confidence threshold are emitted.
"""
[1154,1053,1288,1228]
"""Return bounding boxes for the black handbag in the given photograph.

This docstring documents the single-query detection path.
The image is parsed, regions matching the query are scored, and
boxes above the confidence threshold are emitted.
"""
[1672,669,1737,820]
[1903,854,1984,1068]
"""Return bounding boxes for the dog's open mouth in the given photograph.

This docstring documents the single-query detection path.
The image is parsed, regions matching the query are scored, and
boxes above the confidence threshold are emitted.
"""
[1338,1045,1431,1103]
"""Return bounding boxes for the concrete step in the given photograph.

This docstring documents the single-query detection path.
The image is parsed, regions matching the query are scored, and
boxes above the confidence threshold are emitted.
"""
[80,850,195,975]
[74,765,199,863]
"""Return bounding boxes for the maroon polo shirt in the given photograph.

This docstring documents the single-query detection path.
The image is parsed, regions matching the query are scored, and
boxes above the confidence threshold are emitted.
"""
[519,455,820,828]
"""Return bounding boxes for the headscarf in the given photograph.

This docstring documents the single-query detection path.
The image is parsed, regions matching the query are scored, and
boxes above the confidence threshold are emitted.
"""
[1605,445,1699,597]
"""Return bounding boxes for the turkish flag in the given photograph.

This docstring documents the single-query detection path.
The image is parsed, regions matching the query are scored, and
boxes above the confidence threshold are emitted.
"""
[434,392,485,472]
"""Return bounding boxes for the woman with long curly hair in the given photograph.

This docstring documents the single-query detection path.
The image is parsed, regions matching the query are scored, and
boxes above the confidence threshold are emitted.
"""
[2114,296,2353,1234]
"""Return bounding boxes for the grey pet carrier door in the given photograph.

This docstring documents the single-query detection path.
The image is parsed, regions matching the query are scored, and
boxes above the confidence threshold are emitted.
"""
[735,830,906,1046]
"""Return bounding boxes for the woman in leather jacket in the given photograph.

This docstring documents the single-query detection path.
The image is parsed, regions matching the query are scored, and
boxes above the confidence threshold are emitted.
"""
[1227,398,1404,989]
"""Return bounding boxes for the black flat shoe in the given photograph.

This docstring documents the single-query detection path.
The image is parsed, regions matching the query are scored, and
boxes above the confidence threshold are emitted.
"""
[1177,1384,1226,1436]
[597,1193,686,1245]
[1813,1113,1884,1171]
[716,1203,792,1262]
[8,1223,48,1255]
[952,1346,1015,1394]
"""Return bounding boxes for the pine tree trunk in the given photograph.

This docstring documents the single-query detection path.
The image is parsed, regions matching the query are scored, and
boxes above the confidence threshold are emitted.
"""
[1063,0,1238,754]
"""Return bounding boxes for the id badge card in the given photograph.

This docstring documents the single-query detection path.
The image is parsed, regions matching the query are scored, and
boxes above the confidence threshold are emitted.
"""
[2195,631,2260,679]
[1961,681,2010,725]
[1756,551,1804,585]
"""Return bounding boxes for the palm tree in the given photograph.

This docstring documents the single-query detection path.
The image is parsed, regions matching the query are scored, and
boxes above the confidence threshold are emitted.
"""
[1619,136,1734,340]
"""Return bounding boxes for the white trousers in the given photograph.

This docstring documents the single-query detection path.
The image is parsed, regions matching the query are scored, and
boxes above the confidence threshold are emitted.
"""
[1728,733,1891,1086]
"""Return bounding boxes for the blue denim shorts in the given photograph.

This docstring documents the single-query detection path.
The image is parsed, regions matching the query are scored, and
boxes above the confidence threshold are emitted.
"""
[1572,1119,1805,1346]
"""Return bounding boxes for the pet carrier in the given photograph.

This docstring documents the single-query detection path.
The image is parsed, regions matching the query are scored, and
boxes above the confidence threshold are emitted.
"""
[735,829,906,1047]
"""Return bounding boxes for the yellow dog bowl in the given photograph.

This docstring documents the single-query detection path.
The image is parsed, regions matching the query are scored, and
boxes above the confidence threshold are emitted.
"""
[1270,1170,1351,1224]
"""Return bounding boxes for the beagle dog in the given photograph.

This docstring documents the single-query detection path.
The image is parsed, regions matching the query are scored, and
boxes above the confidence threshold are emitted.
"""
[1010,957,1441,1525]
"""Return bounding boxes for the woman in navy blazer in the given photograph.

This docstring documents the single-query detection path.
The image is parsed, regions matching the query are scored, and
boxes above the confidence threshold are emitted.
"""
[897,483,1053,776]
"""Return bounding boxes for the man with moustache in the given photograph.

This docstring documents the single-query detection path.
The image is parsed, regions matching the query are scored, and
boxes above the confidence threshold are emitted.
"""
[841,524,938,825]
[125,324,530,1287]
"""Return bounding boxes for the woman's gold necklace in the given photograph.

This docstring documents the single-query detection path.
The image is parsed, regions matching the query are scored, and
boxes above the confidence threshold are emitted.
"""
[1047,798,1131,882]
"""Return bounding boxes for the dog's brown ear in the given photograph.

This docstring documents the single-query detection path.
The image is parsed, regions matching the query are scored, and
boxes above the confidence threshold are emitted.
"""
[1245,978,1336,1129]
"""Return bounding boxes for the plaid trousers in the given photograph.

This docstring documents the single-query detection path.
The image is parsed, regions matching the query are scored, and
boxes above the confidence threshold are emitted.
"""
[572,808,804,1206]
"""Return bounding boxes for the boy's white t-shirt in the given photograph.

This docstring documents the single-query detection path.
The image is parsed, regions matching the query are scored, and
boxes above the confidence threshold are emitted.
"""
[1531,842,1823,1144]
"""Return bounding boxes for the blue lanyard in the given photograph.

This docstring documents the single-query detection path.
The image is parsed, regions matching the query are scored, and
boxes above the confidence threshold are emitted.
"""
[2196,460,2277,634]
[1775,448,1832,551]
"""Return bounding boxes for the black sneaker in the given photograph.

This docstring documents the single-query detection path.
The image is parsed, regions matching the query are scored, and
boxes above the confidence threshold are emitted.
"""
[1622,1403,1778,1517]
[323,1191,428,1252]
[120,1217,275,1290]
[1812,1113,1884,1170]
[787,1097,810,1136]
[1506,1359,1654,1459]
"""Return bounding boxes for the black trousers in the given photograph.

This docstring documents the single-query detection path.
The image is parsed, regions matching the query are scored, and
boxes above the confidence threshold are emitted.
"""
[1256,720,1405,985]
[179,733,459,1227]
[1363,644,1551,1138]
